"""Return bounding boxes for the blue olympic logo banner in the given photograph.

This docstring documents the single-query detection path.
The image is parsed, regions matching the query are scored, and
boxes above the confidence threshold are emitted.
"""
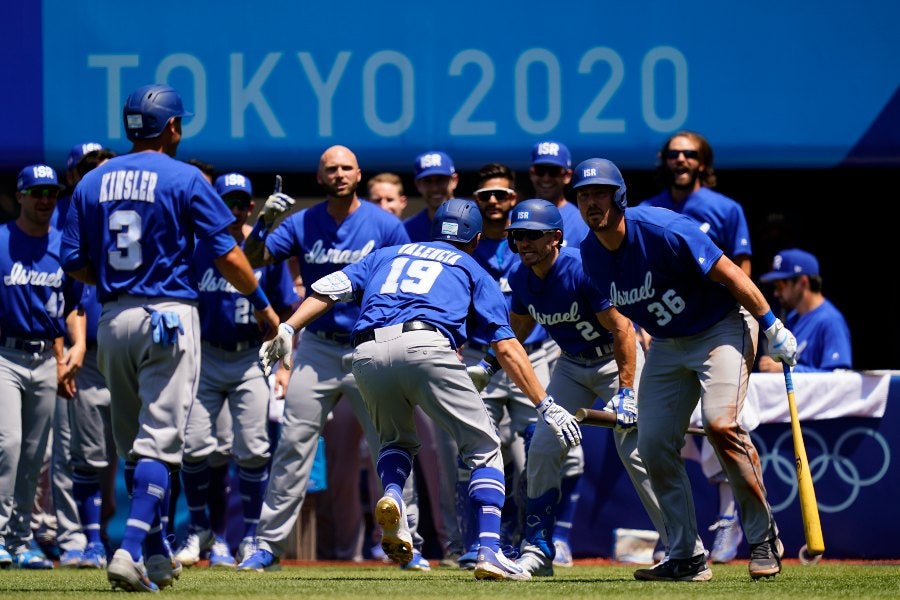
[3,1,899,171]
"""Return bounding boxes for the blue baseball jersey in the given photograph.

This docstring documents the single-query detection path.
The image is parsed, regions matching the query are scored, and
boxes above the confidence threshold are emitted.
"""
[266,201,409,335]
[580,205,734,339]
[341,241,515,349]
[60,152,237,302]
[194,240,299,345]
[640,187,752,259]
[469,236,547,348]
[509,246,614,354]
[402,208,432,243]
[79,284,102,345]
[785,299,852,372]
[559,202,590,248]
[0,223,83,339]
[50,193,73,231]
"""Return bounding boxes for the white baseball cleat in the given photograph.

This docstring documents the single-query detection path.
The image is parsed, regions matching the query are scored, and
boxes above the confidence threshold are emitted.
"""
[375,495,413,565]
[474,546,532,581]
[174,529,213,567]
[107,549,158,593]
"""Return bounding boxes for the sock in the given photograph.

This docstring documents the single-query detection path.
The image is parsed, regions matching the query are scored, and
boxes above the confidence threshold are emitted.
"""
[376,446,412,499]
[73,469,103,545]
[553,474,581,544]
[208,462,231,538]
[238,463,268,539]
[469,466,505,552]
[120,458,168,561]
[181,459,212,533]
[718,482,737,518]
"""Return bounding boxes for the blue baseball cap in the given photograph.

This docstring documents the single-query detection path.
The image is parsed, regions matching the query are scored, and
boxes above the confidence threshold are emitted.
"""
[215,172,253,199]
[17,164,64,192]
[414,151,455,180]
[66,142,103,171]
[760,248,820,282]
[531,140,571,169]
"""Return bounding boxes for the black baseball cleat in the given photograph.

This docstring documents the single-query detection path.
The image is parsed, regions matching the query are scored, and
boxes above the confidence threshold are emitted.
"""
[748,537,783,579]
[633,553,712,582]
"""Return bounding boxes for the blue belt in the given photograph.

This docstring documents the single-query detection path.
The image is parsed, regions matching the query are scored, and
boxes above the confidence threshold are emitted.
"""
[1,336,54,354]
[204,339,256,352]
[353,321,438,348]
[469,340,543,354]
[562,343,615,364]
[311,330,353,345]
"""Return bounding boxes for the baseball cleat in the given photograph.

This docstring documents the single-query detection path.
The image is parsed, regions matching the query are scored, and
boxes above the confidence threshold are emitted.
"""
[146,539,182,589]
[0,544,12,568]
[709,515,743,563]
[107,549,158,593]
[237,537,257,564]
[400,551,431,571]
[473,546,531,581]
[59,548,84,568]
[516,542,554,576]
[13,545,54,569]
[80,542,108,569]
[208,539,236,568]
[748,537,783,579]
[237,549,280,572]
[552,539,573,568]
[174,529,213,567]
[375,495,413,565]
[633,553,712,581]
[457,543,479,570]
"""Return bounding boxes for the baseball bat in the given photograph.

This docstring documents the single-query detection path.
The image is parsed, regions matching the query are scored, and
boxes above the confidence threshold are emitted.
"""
[575,408,707,437]
[783,363,825,556]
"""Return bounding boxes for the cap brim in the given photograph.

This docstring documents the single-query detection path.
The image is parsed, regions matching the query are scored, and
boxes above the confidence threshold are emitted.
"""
[415,168,453,180]
[759,271,793,282]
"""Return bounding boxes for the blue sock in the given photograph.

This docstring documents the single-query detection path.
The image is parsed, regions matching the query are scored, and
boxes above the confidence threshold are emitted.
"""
[73,469,103,545]
[238,463,268,539]
[124,461,136,496]
[376,446,412,502]
[208,462,231,538]
[553,474,581,543]
[181,459,212,532]
[120,458,169,561]
[469,466,505,552]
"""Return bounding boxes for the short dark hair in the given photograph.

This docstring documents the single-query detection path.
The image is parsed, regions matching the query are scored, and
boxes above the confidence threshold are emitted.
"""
[476,162,516,189]
[185,158,216,182]
[76,149,117,178]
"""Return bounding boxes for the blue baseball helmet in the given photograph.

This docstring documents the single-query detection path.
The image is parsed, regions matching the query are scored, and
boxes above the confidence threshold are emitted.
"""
[431,198,482,244]
[505,199,563,253]
[571,158,627,211]
[123,84,193,141]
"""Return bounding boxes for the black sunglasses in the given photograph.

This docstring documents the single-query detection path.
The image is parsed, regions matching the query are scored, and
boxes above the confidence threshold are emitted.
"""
[508,229,551,242]
[474,187,515,202]
[533,165,565,177]
[24,188,60,199]
[664,149,700,160]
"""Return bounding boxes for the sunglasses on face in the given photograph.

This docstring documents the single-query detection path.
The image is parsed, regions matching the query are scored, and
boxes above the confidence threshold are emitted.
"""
[23,188,59,199]
[508,229,551,242]
[664,149,700,160]
[474,187,515,202]
[533,165,565,178]
[223,195,252,210]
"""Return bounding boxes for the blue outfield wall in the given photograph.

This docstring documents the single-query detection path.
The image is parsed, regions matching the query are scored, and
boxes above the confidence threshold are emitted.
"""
[2,1,898,172]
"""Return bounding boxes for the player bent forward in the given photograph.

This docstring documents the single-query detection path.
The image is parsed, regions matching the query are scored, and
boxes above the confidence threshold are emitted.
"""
[259,199,583,580]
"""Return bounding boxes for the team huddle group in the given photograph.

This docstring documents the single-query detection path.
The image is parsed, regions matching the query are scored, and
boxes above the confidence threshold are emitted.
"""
[1,82,849,591]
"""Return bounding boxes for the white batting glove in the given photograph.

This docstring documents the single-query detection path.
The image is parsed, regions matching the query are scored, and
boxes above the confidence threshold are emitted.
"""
[765,318,798,366]
[536,395,582,449]
[606,386,637,431]
[259,323,295,377]
[261,192,295,222]
[466,359,496,392]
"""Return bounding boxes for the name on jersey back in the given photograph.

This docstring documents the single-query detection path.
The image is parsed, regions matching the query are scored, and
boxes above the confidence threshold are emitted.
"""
[98,170,158,203]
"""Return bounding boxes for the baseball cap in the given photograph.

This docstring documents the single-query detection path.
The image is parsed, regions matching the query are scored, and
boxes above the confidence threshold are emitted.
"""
[759,249,820,282]
[414,151,455,180]
[17,164,64,192]
[66,142,103,171]
[215,172,253,199]
[531,140,571,169]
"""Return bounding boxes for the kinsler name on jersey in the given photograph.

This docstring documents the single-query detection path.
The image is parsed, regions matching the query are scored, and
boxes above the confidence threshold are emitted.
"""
[98,169,158,203]
[4,263,64,288]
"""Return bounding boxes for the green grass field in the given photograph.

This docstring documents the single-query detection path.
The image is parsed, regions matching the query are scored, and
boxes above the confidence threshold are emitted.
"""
[2,561,899,599]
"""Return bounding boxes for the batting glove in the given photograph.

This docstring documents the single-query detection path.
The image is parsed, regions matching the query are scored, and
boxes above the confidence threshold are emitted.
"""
[764,318,798,366]
[144,307,184,347]
[259,323,295,377]
[466,359,496,392]
[261,192,295,222]
[536,395,582,449]
[608,386,637,431]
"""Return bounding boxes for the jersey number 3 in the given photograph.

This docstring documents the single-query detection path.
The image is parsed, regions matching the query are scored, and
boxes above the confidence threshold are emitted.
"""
[379,257,442,294]
[108,210,143,271]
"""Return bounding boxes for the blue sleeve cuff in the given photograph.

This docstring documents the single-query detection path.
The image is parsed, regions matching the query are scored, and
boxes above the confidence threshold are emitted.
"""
[247,286,270,310]
[758,310,777,330]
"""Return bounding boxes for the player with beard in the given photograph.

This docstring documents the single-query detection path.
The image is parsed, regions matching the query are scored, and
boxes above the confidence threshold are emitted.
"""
[639,132,754,564]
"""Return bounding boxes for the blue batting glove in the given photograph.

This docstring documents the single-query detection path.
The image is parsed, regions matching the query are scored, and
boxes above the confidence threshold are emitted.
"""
[610,386,637,431]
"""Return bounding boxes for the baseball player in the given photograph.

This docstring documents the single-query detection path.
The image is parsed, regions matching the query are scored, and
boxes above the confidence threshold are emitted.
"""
[639,131,754,563]
[258,198,583,581]
[574,157,797,581]
[237,145,417,572]
[0,164,84,569]
[60,83,280,592]
[481,198,666,576]
[367,172,408,218]
[175,172,298,569]
[403,151,458,242]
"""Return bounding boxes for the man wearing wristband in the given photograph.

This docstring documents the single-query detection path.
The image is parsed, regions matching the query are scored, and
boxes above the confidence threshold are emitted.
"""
[574,158,797,582]
[60,84,279,592]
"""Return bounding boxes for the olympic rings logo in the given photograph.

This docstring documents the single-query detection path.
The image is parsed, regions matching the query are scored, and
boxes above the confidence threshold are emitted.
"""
[751,427,891,514]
